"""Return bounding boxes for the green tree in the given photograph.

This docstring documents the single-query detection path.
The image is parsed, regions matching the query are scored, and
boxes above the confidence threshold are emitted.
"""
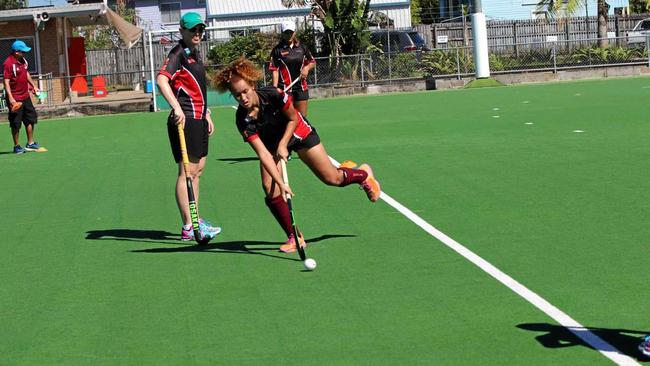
[411,0,439,24]
[282,0,372,56]
[0,0,24,10]
[207,32,278,66]
[629,0,650,13]
[411,0,421,24]
[536,0,609,47]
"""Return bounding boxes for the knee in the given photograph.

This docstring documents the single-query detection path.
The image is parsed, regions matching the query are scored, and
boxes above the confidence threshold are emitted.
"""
[323,170,343,186]
[193,166,204,179]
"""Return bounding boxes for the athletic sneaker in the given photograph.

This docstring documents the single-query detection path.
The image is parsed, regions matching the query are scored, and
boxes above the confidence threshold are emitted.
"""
[13,145,25,154]
[181,226,195,241]
[358,163,381,202]
[25,142,40,151]
[199,218,222,236]
[640,334,650,357]
[279,232,307,253]
[181,224,219,242]
[339,160,358,169]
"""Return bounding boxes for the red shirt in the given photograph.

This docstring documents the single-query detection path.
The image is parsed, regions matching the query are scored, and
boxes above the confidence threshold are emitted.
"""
[3,55,30,101]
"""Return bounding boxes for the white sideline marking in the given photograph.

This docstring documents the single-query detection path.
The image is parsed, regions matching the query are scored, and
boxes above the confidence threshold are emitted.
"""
[522,101,530,104]
[573,130,585,133]
[525,122,534,125]
[493,107,500,111]
[328,156,640,366]
[230,105,237,110]
[492,115,500,118]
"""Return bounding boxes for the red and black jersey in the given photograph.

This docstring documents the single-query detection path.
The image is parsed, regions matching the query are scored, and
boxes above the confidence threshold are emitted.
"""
[158,41,207,120]
[235,87,313,150]
[3,55,30,101]
[269,41,315,92]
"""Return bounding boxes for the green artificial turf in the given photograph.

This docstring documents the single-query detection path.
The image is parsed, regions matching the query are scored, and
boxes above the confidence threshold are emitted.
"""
[1,76,649,365]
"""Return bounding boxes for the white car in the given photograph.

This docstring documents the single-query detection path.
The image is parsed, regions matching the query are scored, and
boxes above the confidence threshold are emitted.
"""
[627,18,650,45]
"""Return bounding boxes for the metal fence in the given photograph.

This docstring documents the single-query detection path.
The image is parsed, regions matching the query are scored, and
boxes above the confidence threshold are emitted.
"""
[12,34,648,110]
[292,35,650,86]
[1,72,54,111]
[431,14,650,49]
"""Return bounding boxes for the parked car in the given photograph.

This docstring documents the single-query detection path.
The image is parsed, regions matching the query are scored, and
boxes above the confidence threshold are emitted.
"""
[370,30,430,53]
[627,18,650,45]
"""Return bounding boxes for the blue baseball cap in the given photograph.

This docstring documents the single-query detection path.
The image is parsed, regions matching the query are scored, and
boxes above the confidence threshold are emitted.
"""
[11,40,31,53]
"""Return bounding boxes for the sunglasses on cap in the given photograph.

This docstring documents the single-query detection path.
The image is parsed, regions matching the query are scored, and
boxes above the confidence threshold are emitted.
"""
[183,25,205,34]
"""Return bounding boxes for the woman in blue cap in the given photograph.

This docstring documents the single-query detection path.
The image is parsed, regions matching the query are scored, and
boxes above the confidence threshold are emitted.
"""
[156,12,220,241]
[3,40,41,154]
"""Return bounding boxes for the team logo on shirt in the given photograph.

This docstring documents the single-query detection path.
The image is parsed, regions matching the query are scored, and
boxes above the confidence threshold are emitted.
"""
[280,51,290,57]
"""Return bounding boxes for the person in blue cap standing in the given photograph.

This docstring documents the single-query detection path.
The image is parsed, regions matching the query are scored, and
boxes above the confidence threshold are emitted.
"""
[3,40,41,154]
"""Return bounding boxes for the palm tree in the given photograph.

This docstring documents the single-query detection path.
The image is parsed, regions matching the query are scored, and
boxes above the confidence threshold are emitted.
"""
[537,0,610,47]
[281,0,372,56]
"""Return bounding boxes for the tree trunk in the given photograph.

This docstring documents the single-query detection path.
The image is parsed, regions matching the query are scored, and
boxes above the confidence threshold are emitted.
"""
[597,0,609,47]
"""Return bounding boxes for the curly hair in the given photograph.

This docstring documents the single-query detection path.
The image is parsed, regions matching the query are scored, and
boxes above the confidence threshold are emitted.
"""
[212,57,263,93]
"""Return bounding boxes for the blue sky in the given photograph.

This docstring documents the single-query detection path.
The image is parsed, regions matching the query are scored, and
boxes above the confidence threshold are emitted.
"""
[29,0,68,7]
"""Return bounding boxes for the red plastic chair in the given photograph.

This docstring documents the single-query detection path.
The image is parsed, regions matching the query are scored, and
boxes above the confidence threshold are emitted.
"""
[92,76,108,98]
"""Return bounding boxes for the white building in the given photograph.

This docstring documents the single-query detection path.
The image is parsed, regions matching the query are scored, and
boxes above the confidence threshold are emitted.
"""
[206,0,412,39]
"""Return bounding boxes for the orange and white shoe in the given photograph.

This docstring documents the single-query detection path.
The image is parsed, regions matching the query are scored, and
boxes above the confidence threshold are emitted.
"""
[339,160,358,169]
[279,232,307,253]
[358,163,381,202]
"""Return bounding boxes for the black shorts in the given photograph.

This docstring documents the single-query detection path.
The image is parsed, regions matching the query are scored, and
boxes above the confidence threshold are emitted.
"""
[289,89,309,102]
[287,127,320,153]
[167,115,209,163]
[7,97,37,129]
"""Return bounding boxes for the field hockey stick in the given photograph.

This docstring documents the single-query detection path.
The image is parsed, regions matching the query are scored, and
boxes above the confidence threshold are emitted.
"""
[283,76,302,92]
[280,159,307,261]
[177,123,207,245]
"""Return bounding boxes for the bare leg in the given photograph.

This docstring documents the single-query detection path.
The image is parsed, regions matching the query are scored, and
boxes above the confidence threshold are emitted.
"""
[175,156,206,225]
[11,127,19,146]
[260,156,283,199]
[25,123,34,145]
[296,143,344,186]
[293,100,308,117]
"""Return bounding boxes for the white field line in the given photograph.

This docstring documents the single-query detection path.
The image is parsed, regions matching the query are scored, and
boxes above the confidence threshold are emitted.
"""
[328,156,640,366]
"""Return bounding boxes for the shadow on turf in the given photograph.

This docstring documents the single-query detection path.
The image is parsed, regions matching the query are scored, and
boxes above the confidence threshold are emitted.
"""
[217,156,258,164]
[86,229,179,244]
[517,323,650,361]
[85,229,355,262]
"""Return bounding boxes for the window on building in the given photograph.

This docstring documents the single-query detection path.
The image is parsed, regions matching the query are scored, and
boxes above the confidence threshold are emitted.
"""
[160,2,181,24]
[0,37,38,73]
